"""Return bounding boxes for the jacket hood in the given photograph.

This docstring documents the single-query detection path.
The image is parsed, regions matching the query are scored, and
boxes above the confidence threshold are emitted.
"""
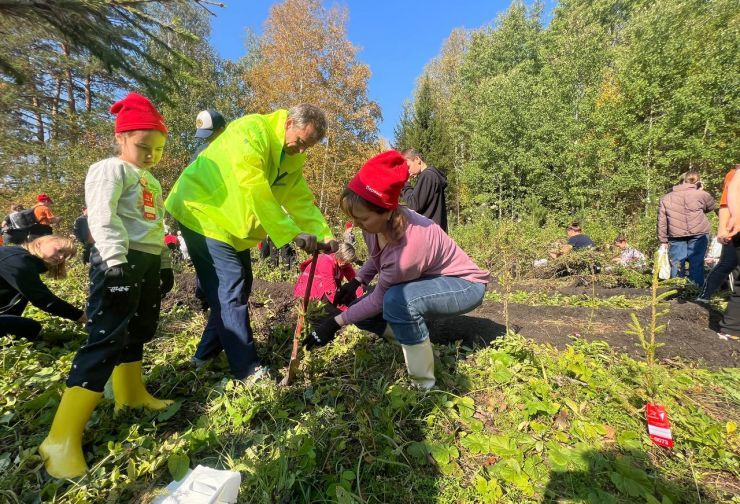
[427,166,448,189]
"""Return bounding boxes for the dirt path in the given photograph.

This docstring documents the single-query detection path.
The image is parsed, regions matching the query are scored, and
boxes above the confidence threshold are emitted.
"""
[166,271,739,368]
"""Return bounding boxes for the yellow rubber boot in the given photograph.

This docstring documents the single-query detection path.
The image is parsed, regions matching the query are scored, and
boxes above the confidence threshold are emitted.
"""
[39,386,102,479]
[111,361,173,412]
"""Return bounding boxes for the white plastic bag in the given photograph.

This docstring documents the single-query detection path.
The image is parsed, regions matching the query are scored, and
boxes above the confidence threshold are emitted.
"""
[152,465,241,504]
[656,246,671,280]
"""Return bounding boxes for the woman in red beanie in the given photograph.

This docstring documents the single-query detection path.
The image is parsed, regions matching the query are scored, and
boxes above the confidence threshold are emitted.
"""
[304,150,490,390]
[40,93,175,479]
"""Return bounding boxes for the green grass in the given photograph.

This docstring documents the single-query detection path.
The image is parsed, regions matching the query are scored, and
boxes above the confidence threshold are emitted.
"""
[0,265,738,503]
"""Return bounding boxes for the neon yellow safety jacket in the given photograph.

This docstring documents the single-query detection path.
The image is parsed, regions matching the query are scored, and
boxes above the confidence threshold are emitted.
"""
[165,109,332,251]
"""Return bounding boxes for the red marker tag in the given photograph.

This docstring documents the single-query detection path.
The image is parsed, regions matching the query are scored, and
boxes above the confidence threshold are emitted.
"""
[142,189,156,220]
[646,403,674,448]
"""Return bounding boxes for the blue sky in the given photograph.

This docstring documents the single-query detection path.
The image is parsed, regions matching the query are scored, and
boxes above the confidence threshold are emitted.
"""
[208,0,552,141]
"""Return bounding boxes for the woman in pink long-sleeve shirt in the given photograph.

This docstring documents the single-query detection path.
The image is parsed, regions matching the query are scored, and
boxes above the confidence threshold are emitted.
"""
[304,150,489,389]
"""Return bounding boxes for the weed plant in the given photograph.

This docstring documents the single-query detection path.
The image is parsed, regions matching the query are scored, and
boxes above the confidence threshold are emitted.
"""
[0,263,737,503]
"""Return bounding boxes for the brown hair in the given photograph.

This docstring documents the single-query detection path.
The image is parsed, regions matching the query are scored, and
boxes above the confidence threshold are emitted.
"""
[684,170,700,185]
[23,235,77,279]
[615,234,627,243]
[11,204,23,212]
[566,222,582,233]
[340,188,407,243]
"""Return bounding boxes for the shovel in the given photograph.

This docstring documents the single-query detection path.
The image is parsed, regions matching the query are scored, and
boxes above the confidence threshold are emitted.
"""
[280,240,332,386]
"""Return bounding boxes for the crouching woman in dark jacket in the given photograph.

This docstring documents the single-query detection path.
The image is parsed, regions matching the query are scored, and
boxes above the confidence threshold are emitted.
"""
[0,235,86,339]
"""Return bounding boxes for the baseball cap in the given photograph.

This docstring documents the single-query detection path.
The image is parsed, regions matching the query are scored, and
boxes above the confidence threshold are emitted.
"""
[195,109,226,138]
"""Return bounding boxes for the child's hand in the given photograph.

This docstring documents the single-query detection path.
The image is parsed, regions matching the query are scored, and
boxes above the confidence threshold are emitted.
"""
[334,278,361,306]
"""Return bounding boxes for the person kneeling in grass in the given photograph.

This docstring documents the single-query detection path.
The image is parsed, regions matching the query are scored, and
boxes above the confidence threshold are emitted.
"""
[292,241,363,311]
[303,150,490,390]
[0,235,86,339]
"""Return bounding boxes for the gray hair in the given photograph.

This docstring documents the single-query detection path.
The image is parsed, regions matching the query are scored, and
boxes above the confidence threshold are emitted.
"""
[288,104,328,142]
[335,242,356,264]
[400,148,423,160]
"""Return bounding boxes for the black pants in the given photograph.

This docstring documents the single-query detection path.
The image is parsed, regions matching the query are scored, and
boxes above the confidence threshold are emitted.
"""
[66,248,161,391]
[0,299,42,339]
[720,236,740,335]
[699,241,737,299]
[81,244,92,264]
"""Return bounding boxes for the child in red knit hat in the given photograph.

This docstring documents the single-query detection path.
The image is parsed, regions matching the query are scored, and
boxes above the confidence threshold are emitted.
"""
[40,93,175,479]
[304,150,490,390]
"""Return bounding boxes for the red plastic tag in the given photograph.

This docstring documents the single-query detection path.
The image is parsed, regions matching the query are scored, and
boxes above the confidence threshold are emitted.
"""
[646,403,674,448]
[142,189,156,220]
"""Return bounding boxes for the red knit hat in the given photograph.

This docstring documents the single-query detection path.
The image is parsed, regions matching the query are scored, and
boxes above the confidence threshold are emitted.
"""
[110,92,168,134]
[37,193,52,203]
[347,150,409,210]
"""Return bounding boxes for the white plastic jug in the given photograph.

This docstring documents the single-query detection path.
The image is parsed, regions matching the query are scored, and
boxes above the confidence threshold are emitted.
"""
[152,465,241,504]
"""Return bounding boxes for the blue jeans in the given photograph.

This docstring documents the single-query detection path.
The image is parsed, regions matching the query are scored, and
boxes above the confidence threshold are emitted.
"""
[178,223,258,379]
[669,234,708,286]
[699,241,737,299]
[355,276,486,345]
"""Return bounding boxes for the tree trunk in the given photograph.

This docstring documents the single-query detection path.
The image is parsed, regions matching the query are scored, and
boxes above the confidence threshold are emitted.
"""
[31,95,45,144]
[50,76,62,139]
[63,42,76,114]
[84,72,92,112]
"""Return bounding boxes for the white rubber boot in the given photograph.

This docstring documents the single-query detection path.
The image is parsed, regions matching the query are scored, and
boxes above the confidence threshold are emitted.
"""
[401,339,436,390]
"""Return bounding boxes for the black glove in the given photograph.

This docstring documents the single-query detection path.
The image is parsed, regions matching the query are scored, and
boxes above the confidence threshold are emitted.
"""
[303,317,341,350]
[103,263,134,306]
[334,278,361,306]
[160,268,174,299]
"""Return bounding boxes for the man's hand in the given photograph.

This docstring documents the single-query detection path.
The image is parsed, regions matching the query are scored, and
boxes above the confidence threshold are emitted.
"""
[294,233,318,253]
[103,264,134,306]
[334,278,361,306]
[160,268,174,299]
[303,316,341,350]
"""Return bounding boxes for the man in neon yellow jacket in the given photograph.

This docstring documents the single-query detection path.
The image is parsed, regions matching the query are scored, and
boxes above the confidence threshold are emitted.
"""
[166,104,337,380]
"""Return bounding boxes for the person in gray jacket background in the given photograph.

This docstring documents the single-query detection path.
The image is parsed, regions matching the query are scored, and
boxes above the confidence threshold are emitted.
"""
[657,170,717,285]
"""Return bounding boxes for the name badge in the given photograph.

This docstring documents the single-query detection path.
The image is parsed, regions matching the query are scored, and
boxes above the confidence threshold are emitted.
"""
[143,189,156,220]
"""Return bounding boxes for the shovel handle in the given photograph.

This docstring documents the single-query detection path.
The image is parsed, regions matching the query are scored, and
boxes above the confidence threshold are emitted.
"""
[294,237,333,253]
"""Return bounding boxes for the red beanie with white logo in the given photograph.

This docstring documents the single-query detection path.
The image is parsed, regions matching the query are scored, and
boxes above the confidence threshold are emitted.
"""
[347,150,409,210]
[110,92,168,134]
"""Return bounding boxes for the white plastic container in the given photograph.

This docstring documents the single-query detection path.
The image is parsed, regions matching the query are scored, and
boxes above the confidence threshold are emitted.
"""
[152,465,241,504]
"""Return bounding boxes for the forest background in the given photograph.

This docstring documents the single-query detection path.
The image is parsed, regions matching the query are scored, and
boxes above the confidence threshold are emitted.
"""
[0,0,737,253]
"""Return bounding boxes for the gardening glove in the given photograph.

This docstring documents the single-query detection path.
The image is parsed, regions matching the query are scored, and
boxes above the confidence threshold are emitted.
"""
[294,233,318,253]
[103,263,134,307]
[160,268,174,299]
[303,317,341,350]
[334,278,361,306]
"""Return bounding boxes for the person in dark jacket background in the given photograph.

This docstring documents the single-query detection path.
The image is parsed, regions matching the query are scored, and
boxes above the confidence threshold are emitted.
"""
[566,222,596,250]
[0,235,86,339]
[400,148,448,232]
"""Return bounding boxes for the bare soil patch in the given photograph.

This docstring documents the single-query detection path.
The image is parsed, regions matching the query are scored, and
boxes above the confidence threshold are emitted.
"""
[169,271,739,368]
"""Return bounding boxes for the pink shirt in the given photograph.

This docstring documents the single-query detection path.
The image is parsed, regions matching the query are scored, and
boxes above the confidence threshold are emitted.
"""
[341,209,490,325]
[293,253,358,307]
